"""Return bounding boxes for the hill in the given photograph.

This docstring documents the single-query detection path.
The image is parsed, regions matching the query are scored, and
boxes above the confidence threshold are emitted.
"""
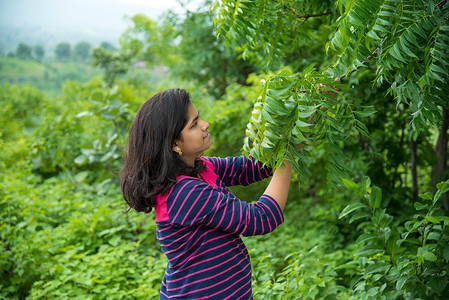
[0,57,99,94]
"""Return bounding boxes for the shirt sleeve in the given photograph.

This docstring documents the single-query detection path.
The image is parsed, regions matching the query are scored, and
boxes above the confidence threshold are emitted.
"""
[202,156,272,186]
[166,179,284,237]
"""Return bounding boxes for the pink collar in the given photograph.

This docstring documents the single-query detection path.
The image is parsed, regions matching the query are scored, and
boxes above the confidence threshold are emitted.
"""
[154,157,218,222]
[176,158,218,188]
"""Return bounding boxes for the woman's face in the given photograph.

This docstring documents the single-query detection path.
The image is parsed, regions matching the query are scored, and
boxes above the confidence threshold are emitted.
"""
[174,103,212,166]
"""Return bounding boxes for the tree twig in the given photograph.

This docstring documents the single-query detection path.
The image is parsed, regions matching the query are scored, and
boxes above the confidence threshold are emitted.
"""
[435,0,447,8]
[339,48,379,81]
[299,12,332,25]
[282,5,332,22]
[297,12,332,19]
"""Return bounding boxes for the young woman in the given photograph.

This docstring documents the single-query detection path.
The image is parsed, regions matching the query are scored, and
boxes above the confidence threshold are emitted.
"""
[120,88,300,299]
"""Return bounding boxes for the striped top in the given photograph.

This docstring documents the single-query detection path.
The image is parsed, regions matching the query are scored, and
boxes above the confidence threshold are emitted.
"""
[154,156,284,299]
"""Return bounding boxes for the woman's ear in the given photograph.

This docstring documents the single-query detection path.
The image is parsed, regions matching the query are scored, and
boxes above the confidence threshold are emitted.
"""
[173,143,183,156]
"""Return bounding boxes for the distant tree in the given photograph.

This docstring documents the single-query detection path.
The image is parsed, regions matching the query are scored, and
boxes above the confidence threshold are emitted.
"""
[74,41,91,61]
[34,45,45,61]
[121,12,255,97]
[92,46,134,86]
[119,14,177,66]
[100,42,116,52]
[169,10,257,97]
[16,43,32,59]
[55,42,71,60]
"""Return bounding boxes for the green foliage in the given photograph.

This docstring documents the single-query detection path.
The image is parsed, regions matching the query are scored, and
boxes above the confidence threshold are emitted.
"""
[55,42,71,61]
[213,0,449,298]
[206,73,267,156]
[167,8,257,97]
[31,108,86,175]
[2,1,448,299]
[0,83,46,140]
[0,164,165,299]
[242,184,357,300]
[16,43,32,60]
[33,45,45,61]
[74,41,92,61]
[212,0,334,67]
[30,78,143,180]
[213,0,447,178]
[92,46,135,86]
[117,9,258,97]
[337,177,449,299]
[241,66,376,187]
[120,14,178,67]
[0,57,99,94]
[328,0,449,130]
[73,84,135,182]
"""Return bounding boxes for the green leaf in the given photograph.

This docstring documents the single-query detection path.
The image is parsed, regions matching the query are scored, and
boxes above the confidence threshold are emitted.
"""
[436,181,449,193]
[378,11,394,17]
[297,109,315,119]
[355,120,371,138]
[367,30,381,40]
[74,155,88,165]
[334,261,358,270]
[429,277,448,294]
[436,216,449,223]
[354,108,377,118]
[267,85,292,97]
[414,202,427,210]
[295,119,312,128]
[389,43,406,63]
[92,91,104,101]
[421,251,437,262]
[339,202,368,219]
[109,235,121,247]
[373,24,390,33]
[349,211,371,223]
[265,97,289,115]
[365,262,391,274]
[354,244,384,257]
[347,13,365,27]
[342,178,359,191]
[355,233,377,245]
[425,216,440,224]
[363,177,371,191]
[396,276,409,291]
[370,186,382,209]
[419,192,434,201]
[261,109,276,124]
[443,247,449,261]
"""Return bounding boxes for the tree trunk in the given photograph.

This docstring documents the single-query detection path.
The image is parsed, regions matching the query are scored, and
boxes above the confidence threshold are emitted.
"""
[432,107,449,210]
[411,138,418,202]
[392,120,406,189]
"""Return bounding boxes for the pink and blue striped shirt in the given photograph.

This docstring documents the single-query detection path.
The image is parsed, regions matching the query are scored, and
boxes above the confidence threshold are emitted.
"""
[155,156,284,299]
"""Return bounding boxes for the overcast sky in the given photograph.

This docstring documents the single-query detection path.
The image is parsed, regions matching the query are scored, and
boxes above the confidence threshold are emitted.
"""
[0,0,202,36]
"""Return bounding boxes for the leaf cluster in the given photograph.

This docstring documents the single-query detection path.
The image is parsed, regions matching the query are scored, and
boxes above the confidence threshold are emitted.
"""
[213,0,334,66]
[337,177,449,299]
[242,66,376,187]
[328,0,449,130]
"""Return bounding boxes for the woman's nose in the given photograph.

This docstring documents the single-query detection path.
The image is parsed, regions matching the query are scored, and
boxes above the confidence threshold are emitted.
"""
[202,121,209,130]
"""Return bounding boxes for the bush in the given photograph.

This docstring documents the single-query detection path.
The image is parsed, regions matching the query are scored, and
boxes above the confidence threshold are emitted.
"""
[0,165,165,299]
[0,84,47,140]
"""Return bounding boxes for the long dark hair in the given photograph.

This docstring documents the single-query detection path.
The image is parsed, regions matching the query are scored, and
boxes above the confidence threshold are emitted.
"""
[120,89,205,213]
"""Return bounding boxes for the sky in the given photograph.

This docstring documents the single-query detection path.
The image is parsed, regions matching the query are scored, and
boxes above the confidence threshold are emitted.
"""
[0,0,203,50]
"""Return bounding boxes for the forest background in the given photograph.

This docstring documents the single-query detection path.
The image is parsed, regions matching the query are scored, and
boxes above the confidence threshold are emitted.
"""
[1,0,448,299]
